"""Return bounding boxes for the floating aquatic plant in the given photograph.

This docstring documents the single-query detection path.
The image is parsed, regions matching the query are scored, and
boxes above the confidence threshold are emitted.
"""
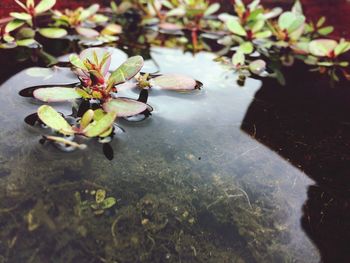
[21,47,199,154]
[33,48,150,116]
[3,0,66,47]
[52,4,122,44]
[216,0,350,85]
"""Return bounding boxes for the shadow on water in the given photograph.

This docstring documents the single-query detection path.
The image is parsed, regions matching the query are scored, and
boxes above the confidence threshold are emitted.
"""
[241,62,350,263]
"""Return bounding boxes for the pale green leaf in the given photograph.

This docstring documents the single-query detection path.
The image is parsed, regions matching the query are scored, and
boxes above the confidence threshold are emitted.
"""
[278,11,305,33]
[108,56,144,88]
[37,105,75,135]
[238,42,254,54]
[226,19,246,37]
[318,26,333,36]
[291,0,303,15]
[39,28,67,39]
[83,111,117,137]
[334,40,350,56]
[317,16,326,28]
[252,20,265,33]
[232,51,245,67]
[309,39,337,57]
[100,197,116,209]
[35,0,56,14]
[80,109,94,129]
[5,19,25,33]
[166,7,186,17]
[33,87,82,102]
[69,54,87,70]
[103,98,148,117]
[204,3,220,17]
[16,38,36,46]
[10,12,32,20]
[254,30,272,39]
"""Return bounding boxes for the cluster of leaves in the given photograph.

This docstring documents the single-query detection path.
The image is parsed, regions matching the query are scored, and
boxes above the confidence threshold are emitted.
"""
[216,0,350,84]
[75,189,117,216]
[110,0,221,29]
[109,0,222,51]
[25,47,199,152]
[51,4,122,45]
[1,0,58,48]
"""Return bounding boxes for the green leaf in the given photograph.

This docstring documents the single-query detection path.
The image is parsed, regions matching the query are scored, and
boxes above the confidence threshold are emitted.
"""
[100,197,116,209]
[69,54,87,70]
[248,0,260,11]
[166,7,186,17]
[35,0,56,14]
[76,88,91,99]
[309,39,337,57]
[10,12,32,20]
[204,3,220,17]
[291,0,303,15]
[5,19,25,33]
[103,98,148,117]
[238,42,254,54]
[91,14,108,24]
[278,11,305,33]
[318,26,333,36]
[226,19,246,37]
[339,61,349,67]
[80,109,94,129]
[232,51,245,67]
[83,111,117,137]
[95,189,106,203]
[254,30,272,39]
[38,28,67,39]
[37,105,75,135]
[16,27,35,39]
[317,16,326,28]
[16,38,36,46]
[252,20,264,33]
[317,62,333,67]
[3,34,15,43]
[79,4,100,21]
[33,87,82,102]
[108,56,144,88]
[335,40,350,56]
[151,74,197,90]
[101,24,122,35]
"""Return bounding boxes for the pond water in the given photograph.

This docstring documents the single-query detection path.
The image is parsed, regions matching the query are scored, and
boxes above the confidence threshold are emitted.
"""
[0,44,349,262]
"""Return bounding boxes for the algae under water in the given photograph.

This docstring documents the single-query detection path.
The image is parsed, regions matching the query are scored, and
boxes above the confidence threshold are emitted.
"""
[0,45,349,263]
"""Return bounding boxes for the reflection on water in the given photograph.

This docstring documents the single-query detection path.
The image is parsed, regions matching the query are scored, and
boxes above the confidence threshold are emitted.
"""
[0,47,328,262]
[241,64,350,263]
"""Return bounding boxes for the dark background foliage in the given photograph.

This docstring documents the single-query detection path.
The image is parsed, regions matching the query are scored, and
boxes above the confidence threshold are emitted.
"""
[0,0,349,37]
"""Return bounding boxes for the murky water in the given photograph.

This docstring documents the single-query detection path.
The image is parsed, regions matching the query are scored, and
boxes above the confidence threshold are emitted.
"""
[0,45,349,262]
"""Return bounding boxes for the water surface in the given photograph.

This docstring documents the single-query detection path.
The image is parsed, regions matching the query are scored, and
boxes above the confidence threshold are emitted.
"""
[1,46,347,263]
